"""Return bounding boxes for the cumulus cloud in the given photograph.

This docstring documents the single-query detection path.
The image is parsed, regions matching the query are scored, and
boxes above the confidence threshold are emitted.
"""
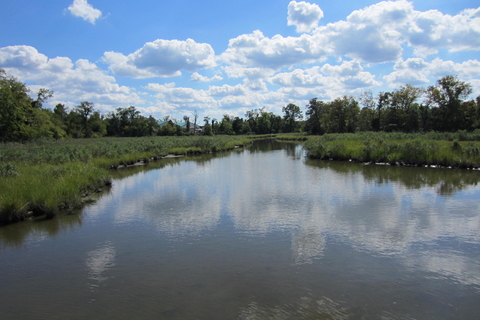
[146,82,216,108]
[208,84,246,97]
[190,72,223,82]
[287,1,324,33]
[384,57,480,87]
[269,62,380,94]
[0,45,143,111]
[0,45,49,70]
[67,0,102,24]
[222,1,480,69]
[220,30,327,70]
[103,39,216,78]
[224,66,275,80]
[408,7,480,56]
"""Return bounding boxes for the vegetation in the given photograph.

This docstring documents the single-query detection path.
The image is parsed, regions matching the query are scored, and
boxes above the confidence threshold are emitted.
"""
[303,131,480,168]
[2,68,479,141]
[2,67,480,225]
[0,135,254,225]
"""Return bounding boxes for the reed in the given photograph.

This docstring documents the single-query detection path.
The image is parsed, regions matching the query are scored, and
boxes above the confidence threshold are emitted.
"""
[304,133,480,168]
[0,135,255,225]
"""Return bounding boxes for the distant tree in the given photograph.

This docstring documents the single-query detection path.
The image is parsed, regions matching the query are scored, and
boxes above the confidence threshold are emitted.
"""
[192,110,199,135]
[232,117,244,135]
[388,84,424,132]
[203,123,213,135]
[88,111,107,138]
[0,69,33,141]
[0,69,61,141]
[203,116,210,125]
[75,101,95,137]
[305,98,326,135]
[426,75,473,131]
[282,103,303,132]
[218,114,234,134]
[358,90,377,131]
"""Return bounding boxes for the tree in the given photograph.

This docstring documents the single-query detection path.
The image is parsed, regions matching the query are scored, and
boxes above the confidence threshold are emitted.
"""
[390,84,423,132]
[282,103,303,132]
[192,110,199,135]
[0,69,32,141]
[305,98,326,135]
[426,75,473,131]
[75,101,95,137]
[0,69,60,141]
[203,116,210,125]
[31,88,54,109]
[203,123,213,135]
[327,96,359,133]
[183,115,190,133]
[218,114,234,134]
[358,90,377,131]
[232,117,244,135]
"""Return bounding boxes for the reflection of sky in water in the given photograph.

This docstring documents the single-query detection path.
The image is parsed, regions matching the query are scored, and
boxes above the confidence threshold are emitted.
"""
[2,142,480,319]
[86,143,480,287]
[85,242,116,291]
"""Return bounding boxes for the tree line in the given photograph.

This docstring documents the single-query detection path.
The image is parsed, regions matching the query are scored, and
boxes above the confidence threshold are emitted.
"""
[1,68,479,142]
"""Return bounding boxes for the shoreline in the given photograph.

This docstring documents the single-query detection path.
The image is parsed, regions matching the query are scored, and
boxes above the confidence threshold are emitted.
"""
[0,139,254,226]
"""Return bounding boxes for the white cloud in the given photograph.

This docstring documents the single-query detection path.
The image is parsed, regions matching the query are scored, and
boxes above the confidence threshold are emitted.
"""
[67,0,102,24]
[221,1,480,70]
[146,82,217,111]
[269,62,381,96]
[103,39,216,78]
[307,0,480,63]
[0,45,143,112]
[287,1,324,33]
[220,30,327,70]
[208,84,246,97]
[0,45,48,70]
[408,7,480,56]
[190,72,223,82]
[224,66,275,80]
[102,51,156,79]
[384,57,480,87]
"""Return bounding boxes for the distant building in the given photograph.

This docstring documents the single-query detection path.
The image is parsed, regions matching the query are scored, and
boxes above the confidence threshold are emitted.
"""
[157,121,202,133]
[157,121,170,127]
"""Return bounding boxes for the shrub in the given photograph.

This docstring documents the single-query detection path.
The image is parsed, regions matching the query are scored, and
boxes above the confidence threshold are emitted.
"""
[0,163,18,177]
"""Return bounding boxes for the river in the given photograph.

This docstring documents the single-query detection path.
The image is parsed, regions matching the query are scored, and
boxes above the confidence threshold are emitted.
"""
[1,140,479,319]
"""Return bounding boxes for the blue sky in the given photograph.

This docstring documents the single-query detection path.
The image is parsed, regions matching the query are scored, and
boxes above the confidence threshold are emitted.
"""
[1,0,479,121]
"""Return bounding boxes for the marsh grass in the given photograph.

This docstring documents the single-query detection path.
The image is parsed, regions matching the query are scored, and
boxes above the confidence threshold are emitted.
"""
[304,133,480,168]
[0,135,254,225]
[0,162,110,224]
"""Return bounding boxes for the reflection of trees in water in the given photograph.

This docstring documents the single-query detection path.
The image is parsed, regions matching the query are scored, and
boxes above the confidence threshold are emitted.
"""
[305,158,480,196]
[0,211,84,248]
[248,139,286,153]
[238,296,349,320]
[249,139,304,160]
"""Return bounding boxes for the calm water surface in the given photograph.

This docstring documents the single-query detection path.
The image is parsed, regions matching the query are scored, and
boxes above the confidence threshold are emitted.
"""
[1,140,480,319]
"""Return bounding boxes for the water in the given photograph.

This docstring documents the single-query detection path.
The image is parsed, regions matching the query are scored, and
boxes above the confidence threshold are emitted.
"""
[1,140,480,319]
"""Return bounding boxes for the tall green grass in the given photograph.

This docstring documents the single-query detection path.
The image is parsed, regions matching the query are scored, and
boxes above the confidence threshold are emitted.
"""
[304,133,480,168]
[0,135,255,224]
[0,162,110,224]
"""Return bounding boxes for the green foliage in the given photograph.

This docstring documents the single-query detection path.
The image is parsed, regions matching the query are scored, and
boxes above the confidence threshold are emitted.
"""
[0,162,110,224]
[0,135,255,224]
[203,123,213,136]
[304,132,480,167]
[282,103,303,133]
[0,163,18,177]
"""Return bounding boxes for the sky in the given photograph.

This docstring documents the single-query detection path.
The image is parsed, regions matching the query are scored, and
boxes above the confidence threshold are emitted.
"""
[1,0,479,121]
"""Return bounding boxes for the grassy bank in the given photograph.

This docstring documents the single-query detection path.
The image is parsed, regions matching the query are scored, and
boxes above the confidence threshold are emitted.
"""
[303,131,480,168]
[0,135,254,225]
